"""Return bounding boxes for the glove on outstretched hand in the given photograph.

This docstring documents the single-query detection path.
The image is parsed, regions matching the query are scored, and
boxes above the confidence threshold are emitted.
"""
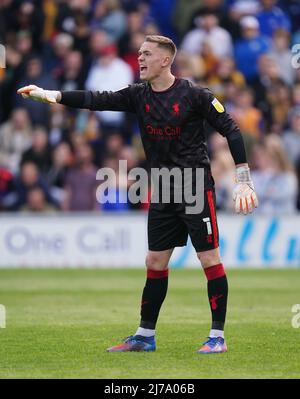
[17,85,61,104]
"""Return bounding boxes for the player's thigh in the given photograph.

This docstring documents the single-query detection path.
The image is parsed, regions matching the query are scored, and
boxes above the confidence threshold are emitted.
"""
[147,205,188,252]
[181,189,220,254]
[145,249,174,271]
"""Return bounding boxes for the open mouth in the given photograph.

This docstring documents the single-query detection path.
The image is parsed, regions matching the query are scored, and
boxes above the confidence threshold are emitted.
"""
[140,66,147,72]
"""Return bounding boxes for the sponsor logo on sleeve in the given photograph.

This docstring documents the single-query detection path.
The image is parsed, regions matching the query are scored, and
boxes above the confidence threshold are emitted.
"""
[212,98,224,113]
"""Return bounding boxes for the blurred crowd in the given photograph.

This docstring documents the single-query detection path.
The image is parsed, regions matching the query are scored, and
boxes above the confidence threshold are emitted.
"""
[0,0,300,214]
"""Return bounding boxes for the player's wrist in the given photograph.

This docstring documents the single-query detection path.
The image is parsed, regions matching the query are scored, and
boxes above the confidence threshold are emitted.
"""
[53,91,61,102]
[235,164,252,184]
[43,90,61,103]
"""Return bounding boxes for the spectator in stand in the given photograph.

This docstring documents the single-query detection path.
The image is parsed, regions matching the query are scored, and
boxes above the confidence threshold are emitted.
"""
[46,33,74,78]
[58,50,86,91]
[251,135,298,214]
[252,54,284,129]
[174,50,205,83]
[282,106,300,165]
[14,56,58,126]
[190,0,245,42]
[69,2,91,56]
[85,43,133,132]
[222,80,240,113]
[227,1,260,27]
[268,28,294,86]
[21,126,52,176]
[104,132,124,158]
[7,161,56,210]
[48,102,72,146]
[75,110,101,142]
[55,0,92,45]
[9,1,45,52]
[181,8,233,59]
[172,0,206,39]
[278,0,300,33]
[90,0,128,43]
[118,9,145,57]
[121,32,145,81]
[257,0,291,38]
[148,0,178,43]
[0,0,13,42]
[1,30,35,121]
[0,166,14,211]
[230,87,263,139]
[46,141,73,207]
[14,30,35,77]
[265,80,291,133]
[0,108,32,174]
[234,16,270,83]
[20,186,57,213]
[63,143,97,211]
[207,57,245,103]
[42,0,59,43]
[88,29,111,64]
[200,40,220,81]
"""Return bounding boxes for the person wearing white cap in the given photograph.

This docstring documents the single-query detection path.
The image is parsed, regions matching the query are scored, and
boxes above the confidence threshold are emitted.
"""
[234,15,271,82]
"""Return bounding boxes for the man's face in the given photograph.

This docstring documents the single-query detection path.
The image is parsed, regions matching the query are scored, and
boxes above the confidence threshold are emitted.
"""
[138,41,171,81]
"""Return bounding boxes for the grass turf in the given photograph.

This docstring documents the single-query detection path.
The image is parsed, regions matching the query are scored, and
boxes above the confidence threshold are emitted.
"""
[0,268,299,379]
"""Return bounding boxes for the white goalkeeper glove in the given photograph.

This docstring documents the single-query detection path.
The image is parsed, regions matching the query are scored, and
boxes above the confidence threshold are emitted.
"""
[17,85,61,104]
[232,165,258,214]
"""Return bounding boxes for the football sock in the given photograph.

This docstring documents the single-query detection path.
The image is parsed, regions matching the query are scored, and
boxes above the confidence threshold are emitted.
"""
[139,269,169,331]
[135,327,155,337]
[209,329,224,339]
[204,263,228,333]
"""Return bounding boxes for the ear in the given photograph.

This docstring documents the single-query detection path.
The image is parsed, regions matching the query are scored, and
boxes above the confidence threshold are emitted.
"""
[161,55,171,67]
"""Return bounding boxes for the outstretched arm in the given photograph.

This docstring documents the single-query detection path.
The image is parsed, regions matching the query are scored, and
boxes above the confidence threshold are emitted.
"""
[17,85,136,112]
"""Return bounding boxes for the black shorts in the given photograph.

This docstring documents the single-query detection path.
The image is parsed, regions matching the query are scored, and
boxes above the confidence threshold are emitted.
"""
[148,187,219,253]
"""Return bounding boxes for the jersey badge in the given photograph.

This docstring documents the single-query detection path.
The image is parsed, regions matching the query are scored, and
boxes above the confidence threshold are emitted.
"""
[212,98,224,113]
[172,103,180,116]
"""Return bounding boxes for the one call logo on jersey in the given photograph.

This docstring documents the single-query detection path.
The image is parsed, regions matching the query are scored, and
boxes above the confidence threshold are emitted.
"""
[146,124,181,139]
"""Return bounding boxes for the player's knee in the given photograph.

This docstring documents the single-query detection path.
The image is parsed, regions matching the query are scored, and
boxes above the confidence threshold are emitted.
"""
[145,253,168,271]
[197,248,221,268]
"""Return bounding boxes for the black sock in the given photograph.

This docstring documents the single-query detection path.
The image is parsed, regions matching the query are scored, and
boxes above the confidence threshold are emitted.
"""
[140,269,169,329]
[204,264,228,331]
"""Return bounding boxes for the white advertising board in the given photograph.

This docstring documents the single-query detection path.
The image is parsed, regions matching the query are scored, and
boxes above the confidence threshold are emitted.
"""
[0,213,299,268]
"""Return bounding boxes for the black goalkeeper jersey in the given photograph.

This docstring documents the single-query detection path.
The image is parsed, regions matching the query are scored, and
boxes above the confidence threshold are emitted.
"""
[61,78,241,169]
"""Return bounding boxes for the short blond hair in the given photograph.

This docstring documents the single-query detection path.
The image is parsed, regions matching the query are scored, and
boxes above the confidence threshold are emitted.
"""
[145,35,177,62]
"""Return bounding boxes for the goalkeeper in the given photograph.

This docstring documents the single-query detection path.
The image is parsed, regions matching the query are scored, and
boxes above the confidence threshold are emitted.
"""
[18,35,258,354]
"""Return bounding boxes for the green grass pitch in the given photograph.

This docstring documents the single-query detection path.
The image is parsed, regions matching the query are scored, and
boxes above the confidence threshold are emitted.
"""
[0,268,299,379]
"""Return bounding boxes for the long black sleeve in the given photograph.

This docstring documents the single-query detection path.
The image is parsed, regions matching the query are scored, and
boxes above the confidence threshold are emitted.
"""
[226,130,247,165]
[60,90,87,108]
[60,86,136,112]
[195,88,241,138]
[194,87,247,165]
